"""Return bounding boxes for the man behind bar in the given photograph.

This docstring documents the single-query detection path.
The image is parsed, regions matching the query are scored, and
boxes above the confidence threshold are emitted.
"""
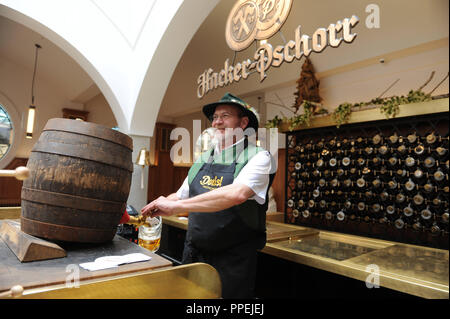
[141,92,275,298]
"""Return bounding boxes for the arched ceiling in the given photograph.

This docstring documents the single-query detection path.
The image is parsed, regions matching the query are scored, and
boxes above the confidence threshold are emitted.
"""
[0,0,219,137]
[0,0,448,137]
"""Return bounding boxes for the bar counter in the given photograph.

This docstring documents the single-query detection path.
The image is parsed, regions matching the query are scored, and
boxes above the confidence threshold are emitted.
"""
[1,208,447,299]
[0,208,221,299]
[162,215,449,299]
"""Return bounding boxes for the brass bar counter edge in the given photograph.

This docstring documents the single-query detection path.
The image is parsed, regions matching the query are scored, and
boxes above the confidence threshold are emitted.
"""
[162,215,449,299]
[1,210,448,298]
[0,209,222,299]
[20,262,221,299]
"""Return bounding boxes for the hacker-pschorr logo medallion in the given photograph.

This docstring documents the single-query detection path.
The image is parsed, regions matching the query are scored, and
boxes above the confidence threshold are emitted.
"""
[226,0,293,51]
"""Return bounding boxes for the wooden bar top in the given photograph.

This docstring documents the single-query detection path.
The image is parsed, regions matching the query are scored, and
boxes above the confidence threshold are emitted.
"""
[0,219,172,293]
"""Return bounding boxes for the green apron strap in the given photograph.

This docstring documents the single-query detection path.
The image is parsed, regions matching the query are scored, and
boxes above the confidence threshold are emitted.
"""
[187,148,214,184]
[188,141,263,184]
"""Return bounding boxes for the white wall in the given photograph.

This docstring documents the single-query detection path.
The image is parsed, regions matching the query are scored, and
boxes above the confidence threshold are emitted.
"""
[0,55,67,162]
[0,54,119,168]
[84,94,118,129]
[265,41,449,122]
[159,0,449,119]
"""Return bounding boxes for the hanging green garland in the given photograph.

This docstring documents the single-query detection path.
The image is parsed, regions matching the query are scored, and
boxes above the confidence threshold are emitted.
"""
[265,115,283,128]
[331,102,353,128]
[379,89,432,118]
[265,89,435,130]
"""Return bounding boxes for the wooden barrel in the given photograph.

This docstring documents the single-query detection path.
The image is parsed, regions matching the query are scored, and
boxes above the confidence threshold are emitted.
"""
[21,118,133,243]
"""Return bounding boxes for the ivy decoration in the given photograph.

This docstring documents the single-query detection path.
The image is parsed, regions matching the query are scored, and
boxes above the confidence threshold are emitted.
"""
[331,89,432,127]
[299,100,314,126]
[287,101,316,131]
[379,96,402,119]
[379,90,431,119]
[332,103,353,128]
[264,72,445,130]
[265,115,284,128]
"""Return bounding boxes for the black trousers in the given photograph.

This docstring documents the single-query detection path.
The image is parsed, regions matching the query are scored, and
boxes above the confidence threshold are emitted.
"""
[182,238,259,299]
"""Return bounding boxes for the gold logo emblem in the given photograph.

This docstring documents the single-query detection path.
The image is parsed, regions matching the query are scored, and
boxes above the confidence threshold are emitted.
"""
[200,175,224,190]
[226,0,293,51]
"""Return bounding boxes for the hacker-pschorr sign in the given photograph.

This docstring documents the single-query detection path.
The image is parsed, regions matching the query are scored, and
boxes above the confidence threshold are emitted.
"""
[196,0,359,99]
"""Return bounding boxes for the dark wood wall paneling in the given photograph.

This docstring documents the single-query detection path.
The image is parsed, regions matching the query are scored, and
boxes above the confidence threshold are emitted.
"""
[0,158,28,206]
[272,149,286,213]
[147,123,190,202]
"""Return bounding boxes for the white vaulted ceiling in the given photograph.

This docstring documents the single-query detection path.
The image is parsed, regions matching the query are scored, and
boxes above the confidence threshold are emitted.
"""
[0,0,219,137]
[0,16,98,104]
[0,0,448,134]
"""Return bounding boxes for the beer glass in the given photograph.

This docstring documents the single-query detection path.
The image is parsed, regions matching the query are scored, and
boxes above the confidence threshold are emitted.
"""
[138,216,162,252]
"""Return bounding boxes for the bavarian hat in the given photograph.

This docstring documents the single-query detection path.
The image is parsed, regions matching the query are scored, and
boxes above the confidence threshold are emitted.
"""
[202,92,259,132]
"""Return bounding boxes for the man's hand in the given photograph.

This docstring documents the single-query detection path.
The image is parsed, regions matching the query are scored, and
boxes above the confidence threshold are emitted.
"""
[141,183,256,218]
[141,196,180,218]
